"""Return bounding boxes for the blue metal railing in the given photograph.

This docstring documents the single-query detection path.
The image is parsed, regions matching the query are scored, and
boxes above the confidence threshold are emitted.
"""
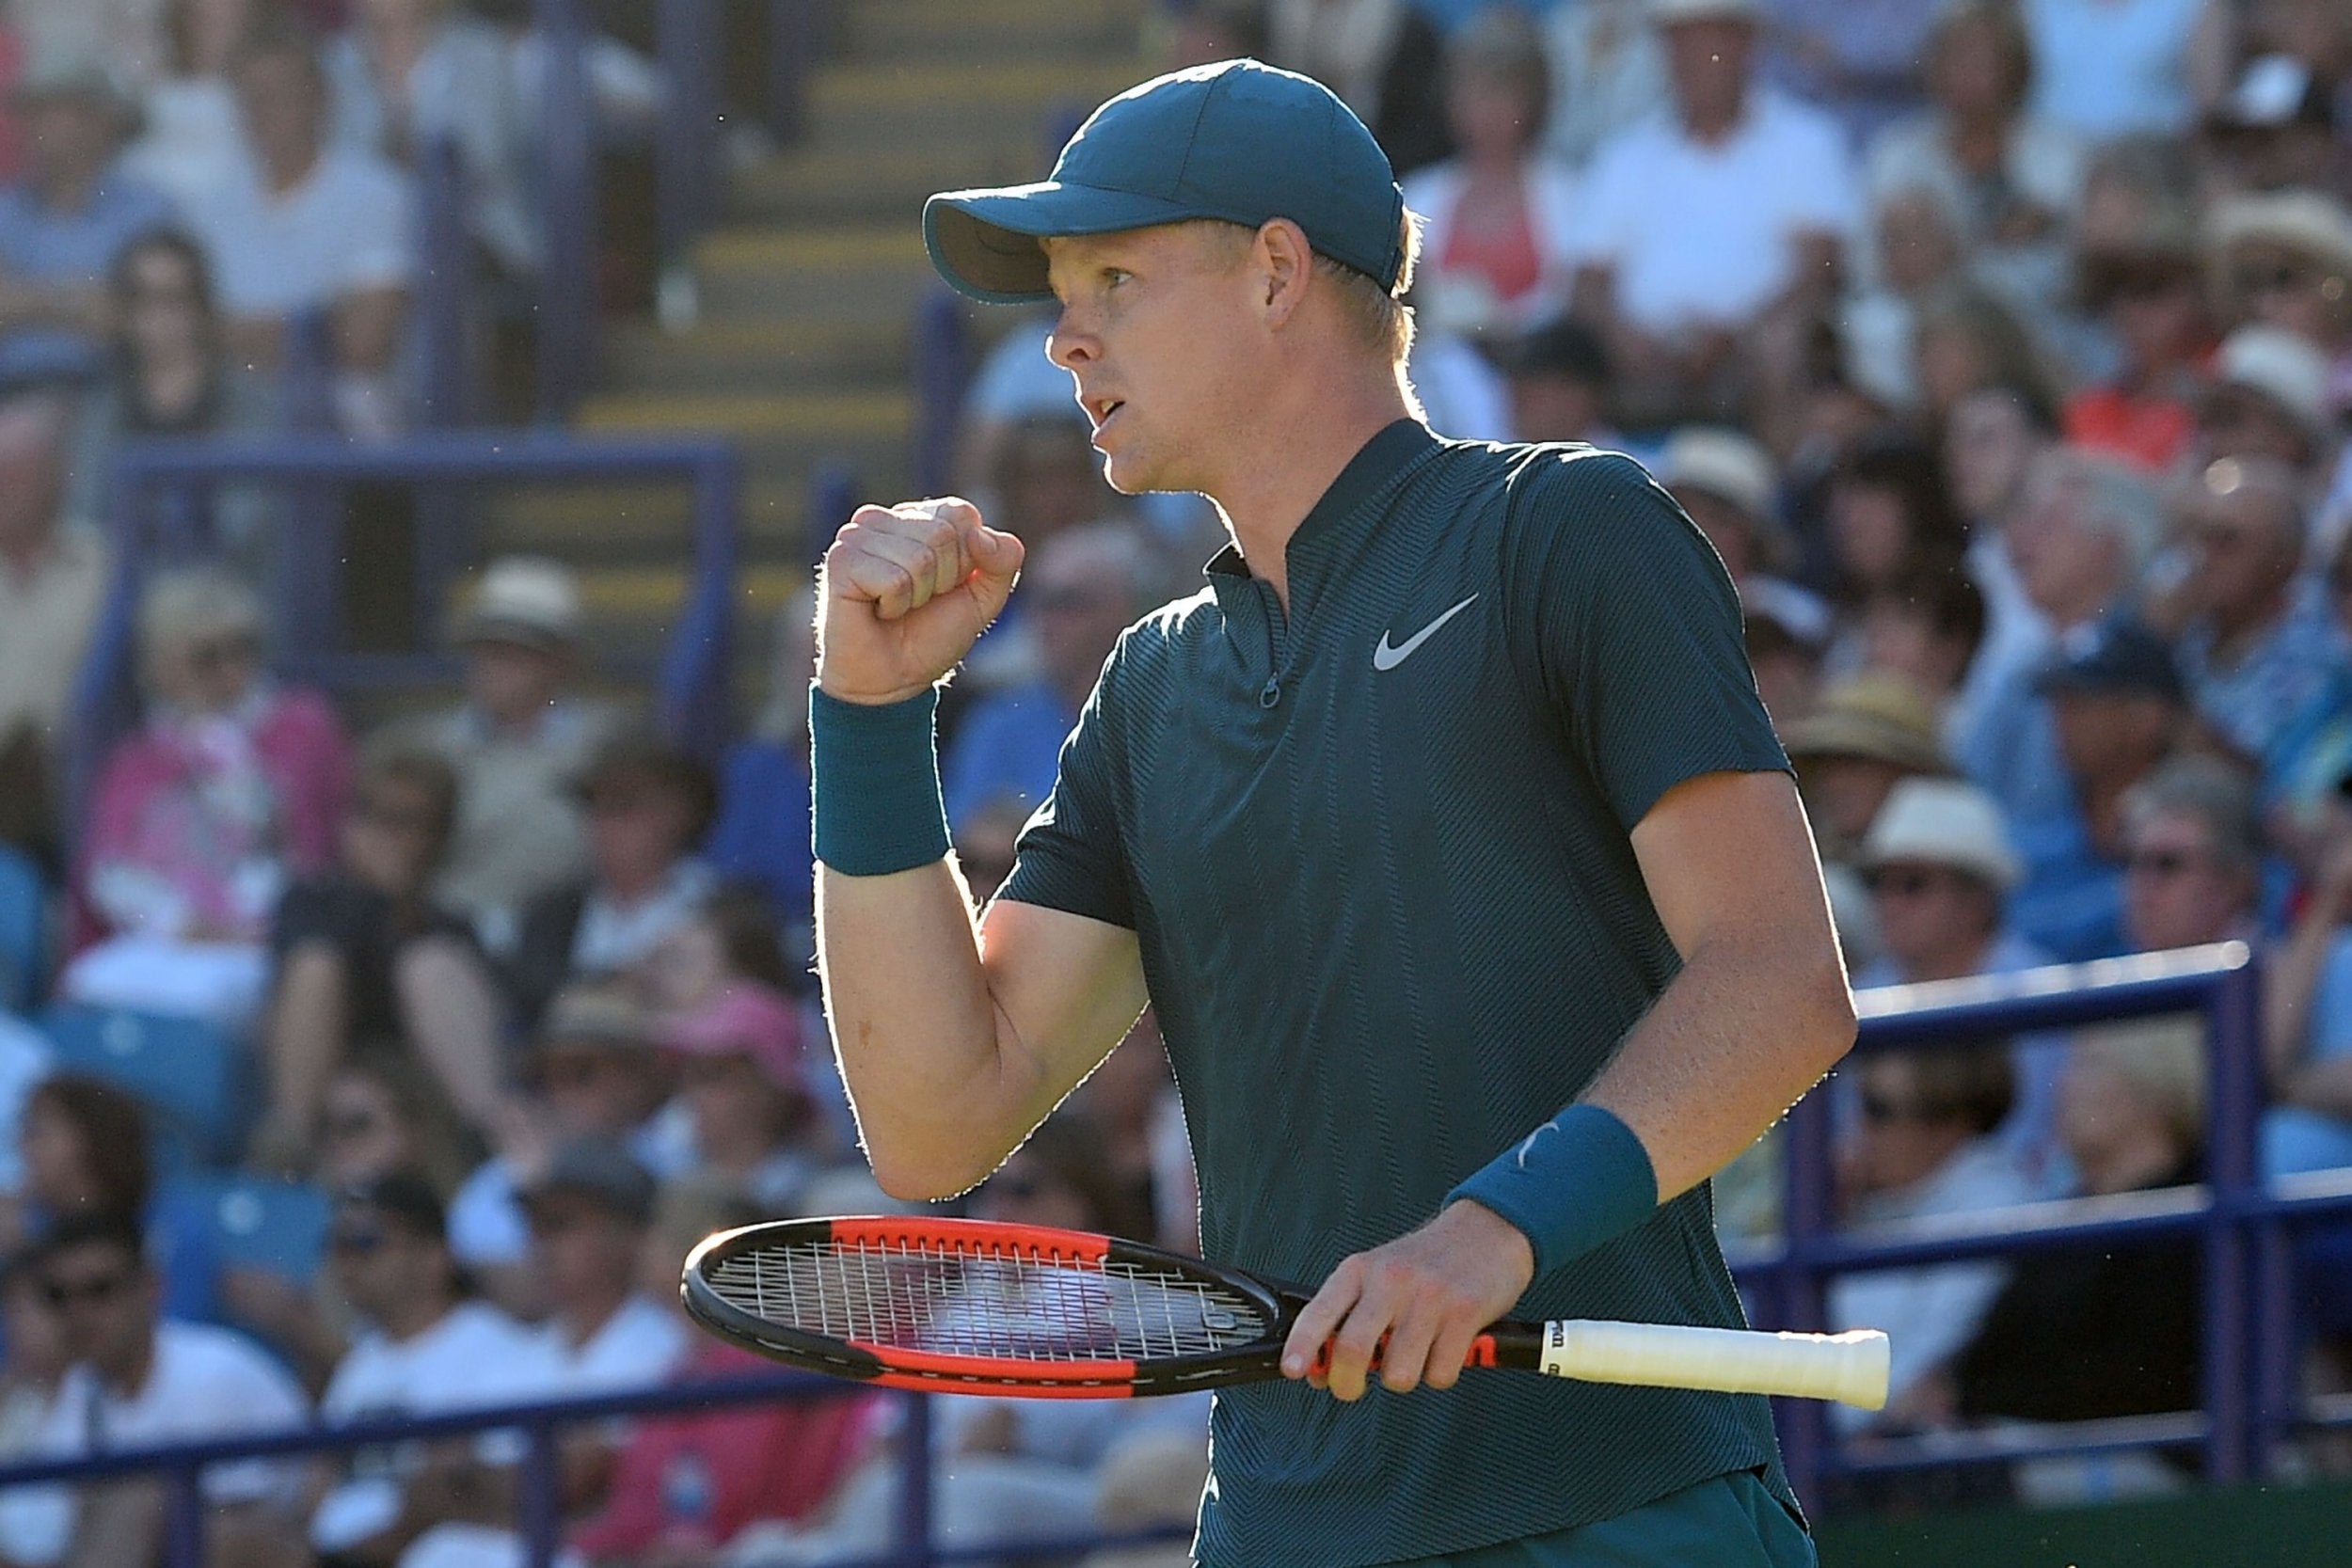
[15,947,2352,1567]
[1731,942,2352,1505]
[66,433,744,843]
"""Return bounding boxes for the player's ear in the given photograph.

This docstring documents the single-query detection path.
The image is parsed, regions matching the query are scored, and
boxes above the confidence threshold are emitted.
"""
[1256,218,1311,326]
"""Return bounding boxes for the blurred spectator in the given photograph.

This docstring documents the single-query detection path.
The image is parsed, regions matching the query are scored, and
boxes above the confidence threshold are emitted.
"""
[1820,434,1970,669]
[2264,800,2352,1178]
[2119,755,2263,955]
[65,230,281,572]
[12,4,170,93]
[1167,0,1269,68]
[1907,279,2058,431]
[391,1140,687,1568]
[447,986,670,1315]
[0,1212,310,1568]
[1839,179,1977,411]
[1398,8,1578,340]
[705,589,815,953]
[945,524,1152,834]
[1499,316,1616,446]
[326,0,536,281]
[569,1180,873,1564]
[1265,0,1452,178]
[1743,577,1834,725]
[0,1255,71,1463]
[1861,562,1988,719]
[2199,51,2341,198]
[660,982,832,1213]
[66,568,352,1030]
[263,742,504,1156]
[1069,1016,1186,1252]
[1763,0,1938,145]
[0,389,107,873]
[1865,3,2085,275]
[306,1172,538,1565]
[1075,1425,1211,1568]
[123,0,267,213]
[1943,387,2058,741]
[992,414,1122,549]
[2019,0,2232,143]
[310,1055,478,1196]
[501,731,717,1032]
[1941,1020,2206,1482]
[1783,673,1952,864]
[8,1074,225,1324]
[182,17,413,436]
[2195,324,2333,472]
[0,57,176,388]
[1833,1040,2034,1430]
[2172,455,2345,763]
[1655,426,1793,588]
[1403,321,1513,443]
[2063,224,2216,472]
[641,884,802,1017]
[2015,617,2188,962]
[952,318,1083,502]
[1567,0,1857,426]
[389,556,622,944]
[1958,448,2164,821]
[1856,777,2069,1179]
[1538,0,1665,170]
[2209,190,2352,406]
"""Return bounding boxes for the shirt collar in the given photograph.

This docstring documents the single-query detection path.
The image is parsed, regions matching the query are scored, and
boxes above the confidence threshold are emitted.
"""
[1203,419,1439,587]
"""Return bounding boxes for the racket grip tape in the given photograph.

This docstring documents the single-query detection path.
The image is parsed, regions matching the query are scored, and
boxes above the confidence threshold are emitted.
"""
[1538,1320,1890,1411]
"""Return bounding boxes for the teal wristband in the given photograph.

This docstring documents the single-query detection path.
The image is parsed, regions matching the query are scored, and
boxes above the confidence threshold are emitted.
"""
[809,684,952,876]
[1445,1103,1659,1279]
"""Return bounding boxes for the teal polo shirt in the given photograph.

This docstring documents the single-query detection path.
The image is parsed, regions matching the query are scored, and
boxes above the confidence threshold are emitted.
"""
[1000,421,1797,1566]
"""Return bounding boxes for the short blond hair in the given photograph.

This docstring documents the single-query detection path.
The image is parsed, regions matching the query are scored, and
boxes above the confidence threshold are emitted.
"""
[1188,213,1423,364]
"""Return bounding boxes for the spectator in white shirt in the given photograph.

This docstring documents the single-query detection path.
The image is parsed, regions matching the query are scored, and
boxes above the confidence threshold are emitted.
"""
[1567,0,1859,428]
[392,1141,686,1568]
[2020,0,2233,145]
[182,16,414,436]
[0,1212,310,1568]
[308,1173,539,1567]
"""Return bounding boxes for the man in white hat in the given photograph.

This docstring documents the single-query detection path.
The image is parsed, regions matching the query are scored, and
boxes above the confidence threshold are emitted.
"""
[2197,323,2337,474]
[1655,426,1794,587]
[386,557,623,945]
[1851,776,2069,1187]
[1565,0,1858,423]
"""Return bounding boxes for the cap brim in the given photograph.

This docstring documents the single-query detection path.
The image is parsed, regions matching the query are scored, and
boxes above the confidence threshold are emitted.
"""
[924,182,1212,305]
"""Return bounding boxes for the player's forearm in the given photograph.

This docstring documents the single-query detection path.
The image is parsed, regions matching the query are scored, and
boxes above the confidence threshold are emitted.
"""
[1586,926,1856,1202]
[818,862,1051,1198]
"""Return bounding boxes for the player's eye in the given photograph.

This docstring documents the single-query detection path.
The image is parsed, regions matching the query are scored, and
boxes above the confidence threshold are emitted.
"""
[1104,267,1133,289]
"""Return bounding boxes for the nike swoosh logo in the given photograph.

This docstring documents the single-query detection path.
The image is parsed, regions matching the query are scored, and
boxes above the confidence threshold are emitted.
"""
[1373,594,1480,671]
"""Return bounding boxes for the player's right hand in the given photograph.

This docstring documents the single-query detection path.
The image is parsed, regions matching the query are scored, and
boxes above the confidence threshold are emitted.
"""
[817,497,1025,705]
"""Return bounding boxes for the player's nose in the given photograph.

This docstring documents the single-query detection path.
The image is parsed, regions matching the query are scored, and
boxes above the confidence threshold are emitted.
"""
[1047,315,1098,371]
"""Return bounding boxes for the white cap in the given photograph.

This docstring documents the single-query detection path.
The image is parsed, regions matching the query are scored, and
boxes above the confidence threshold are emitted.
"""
[452,556,585,651]
[2209,188,2352,278]
[2213,324,2334,441]
[1659,427,1785,557]
[1862,777,2022,893]
[1649,0,1761,23]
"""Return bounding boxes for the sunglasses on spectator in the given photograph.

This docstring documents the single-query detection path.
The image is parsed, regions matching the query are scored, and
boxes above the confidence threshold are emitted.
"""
[1863,867,1955,898]
[2126,847,2205,879]
[40,1271,132,1309]
[323,1108,385,1140]
[1859,1092,1957,1126]
[2234,264,2322,297]
[329,1226,387,1256]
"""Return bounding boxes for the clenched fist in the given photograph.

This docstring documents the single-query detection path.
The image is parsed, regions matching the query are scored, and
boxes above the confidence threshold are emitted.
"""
[817,497,1026,706]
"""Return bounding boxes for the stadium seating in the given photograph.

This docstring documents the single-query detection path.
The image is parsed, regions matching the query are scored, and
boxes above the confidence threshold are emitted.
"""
[173,1171,332,1283]
[38,1003,252,1167]
[0,846,42,1015]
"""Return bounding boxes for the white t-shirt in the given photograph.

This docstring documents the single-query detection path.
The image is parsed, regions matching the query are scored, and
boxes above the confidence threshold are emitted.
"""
[514,1294,691,1396]
[312,1301,541,1551]
[0,1322,310,1567]
[183,143,416,319]
[1568,89,1859,337]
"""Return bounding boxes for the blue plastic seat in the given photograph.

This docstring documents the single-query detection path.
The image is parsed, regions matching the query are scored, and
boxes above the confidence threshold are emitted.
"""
[171,1173,331,1283]
[38,1004,251,1166]
[0,846,43,1014]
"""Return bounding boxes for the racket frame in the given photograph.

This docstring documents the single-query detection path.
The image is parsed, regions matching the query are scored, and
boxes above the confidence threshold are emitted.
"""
[682,1216,1296,1398]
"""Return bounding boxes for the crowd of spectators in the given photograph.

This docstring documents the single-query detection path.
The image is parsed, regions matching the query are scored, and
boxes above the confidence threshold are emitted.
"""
[9,0,2352,1558]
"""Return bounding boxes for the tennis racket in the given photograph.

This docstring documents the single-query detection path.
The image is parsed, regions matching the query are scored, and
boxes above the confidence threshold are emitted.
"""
[681,1216,1888,1409]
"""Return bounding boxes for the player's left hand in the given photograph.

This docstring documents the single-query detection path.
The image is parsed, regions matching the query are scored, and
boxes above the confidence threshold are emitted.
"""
[1280,1200,1534,1402]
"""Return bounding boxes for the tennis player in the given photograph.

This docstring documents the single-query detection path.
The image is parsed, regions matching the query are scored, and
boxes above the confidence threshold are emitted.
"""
[812,58,1855,1568]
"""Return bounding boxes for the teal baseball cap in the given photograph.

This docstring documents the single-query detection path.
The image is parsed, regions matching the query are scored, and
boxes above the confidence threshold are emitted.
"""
[923,58,1406,307]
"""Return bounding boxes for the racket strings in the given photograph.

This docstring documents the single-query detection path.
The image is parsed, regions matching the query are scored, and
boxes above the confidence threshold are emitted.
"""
[707,1236,1270,1363]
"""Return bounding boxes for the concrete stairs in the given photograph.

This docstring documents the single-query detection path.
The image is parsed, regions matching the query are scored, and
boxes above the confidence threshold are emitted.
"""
[476,0,1153,683]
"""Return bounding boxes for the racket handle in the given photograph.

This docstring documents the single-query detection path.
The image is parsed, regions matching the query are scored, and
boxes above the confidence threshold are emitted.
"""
[1530,1320,1890,1410]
